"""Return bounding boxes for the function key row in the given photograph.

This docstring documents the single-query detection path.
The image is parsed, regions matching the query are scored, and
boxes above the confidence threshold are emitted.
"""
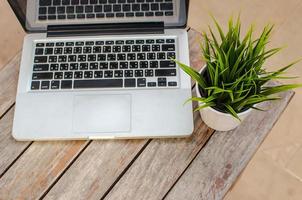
[35,39,175,47]
[40,0,173,6]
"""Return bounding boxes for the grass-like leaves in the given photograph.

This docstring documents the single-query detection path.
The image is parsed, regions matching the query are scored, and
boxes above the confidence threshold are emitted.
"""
[175,16,302,119]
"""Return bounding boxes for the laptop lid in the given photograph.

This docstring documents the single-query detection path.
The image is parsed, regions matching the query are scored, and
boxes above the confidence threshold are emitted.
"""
[8,0,189,33]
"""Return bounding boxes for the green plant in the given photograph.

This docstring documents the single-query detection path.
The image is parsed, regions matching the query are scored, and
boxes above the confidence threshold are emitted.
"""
[174,16,302,119]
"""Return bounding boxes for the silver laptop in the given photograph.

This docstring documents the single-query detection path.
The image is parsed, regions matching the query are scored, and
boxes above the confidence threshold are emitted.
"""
[11,0,193,140]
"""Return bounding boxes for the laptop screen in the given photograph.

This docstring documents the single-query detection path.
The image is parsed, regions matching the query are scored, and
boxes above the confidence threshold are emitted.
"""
[8,0,189,32]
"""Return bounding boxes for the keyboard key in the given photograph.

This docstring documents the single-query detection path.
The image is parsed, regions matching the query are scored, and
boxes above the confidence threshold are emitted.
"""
[166,39,175,43]
[32,72,53,80]
[64,72,73,79]
[74,79,123,88]
[160,61,176,68]
[50,64,59,71]
[167,52,176,59]
[94,71,103,78]
[35,48,44,55]
[158,77,167,86]
[48,15,57,20]
[129,61,138,69]
[155,11,163,16]
[150,61,159,68]
[39,7,47,15]
[84,71,93,78]
[109,62,118,69]
[137,78,146,87]
[99,62,108,69]
[113,4,122,12]
[156,39,165,43]
[135,12,144,17]
[70,63,79,70]
[147,82,156,87]
[165,11,173,16]
[46,42,55,47]
[104,70,113,78]
[58,6,66,13]
[114,70,123,77]
[31,81,40,90]
[74,71,83,78]
[51,80,60,89]
[39,0,51,6]
[60,63,69,70]
[34,56,47,63]
[38,16,47,20]
[126,12,134,17]
[155,69,176,76]
[33,64,49,71]
[162,44,175,51]
[160,3,173,10]
[124,70,133,77]
[168,81,177,86]
[41,81,50,89]
[146,12,154,16]
[71,0,80,5]
[62,0,71,5]
[135,70,143,77]
[151,3,159,10]
[157,52,166,59]
[120,62,128,69]
[54,72,63,79]
[106,12,114,17]
[145,69,153,77]
[126,40,134,44]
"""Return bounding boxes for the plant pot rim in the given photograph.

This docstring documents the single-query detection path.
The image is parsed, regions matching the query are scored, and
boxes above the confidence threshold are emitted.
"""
[196,65,252,117]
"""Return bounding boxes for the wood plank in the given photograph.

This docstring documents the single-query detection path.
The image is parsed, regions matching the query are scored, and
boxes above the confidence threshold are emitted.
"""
[0,107,30,177]
[43,140,149,200]
[0,140,89,200]
[0,52,20,117]
[164,90,294,200]
[104,111,214,200]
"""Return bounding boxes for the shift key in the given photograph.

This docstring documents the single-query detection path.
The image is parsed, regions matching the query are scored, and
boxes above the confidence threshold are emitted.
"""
[155,69,176,76]
[32,72,53,80]
[160,61,176,68]
[162,44,175,51]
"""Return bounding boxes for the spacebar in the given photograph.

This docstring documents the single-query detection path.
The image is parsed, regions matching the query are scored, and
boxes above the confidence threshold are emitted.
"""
[74,79,123,89]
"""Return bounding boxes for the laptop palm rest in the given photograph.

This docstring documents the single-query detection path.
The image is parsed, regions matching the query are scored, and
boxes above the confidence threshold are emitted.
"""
[72,94,131,133]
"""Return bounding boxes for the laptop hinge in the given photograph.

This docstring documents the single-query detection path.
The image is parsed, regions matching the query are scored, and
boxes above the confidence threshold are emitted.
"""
[47,22,164,37]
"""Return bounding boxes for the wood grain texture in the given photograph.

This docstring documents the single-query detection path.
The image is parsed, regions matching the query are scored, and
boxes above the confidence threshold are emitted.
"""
[44,140,148,200]
[164,90,294,200]
[0,140,89,200]
[0,108,30,177]
[104,110,214,200]
[0,52,20,117]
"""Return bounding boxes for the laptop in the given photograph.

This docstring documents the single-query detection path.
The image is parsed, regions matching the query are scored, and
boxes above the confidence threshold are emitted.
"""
[11,0,193,140]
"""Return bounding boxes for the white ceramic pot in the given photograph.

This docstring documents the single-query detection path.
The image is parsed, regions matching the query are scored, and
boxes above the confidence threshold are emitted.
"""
[196,66,252,131]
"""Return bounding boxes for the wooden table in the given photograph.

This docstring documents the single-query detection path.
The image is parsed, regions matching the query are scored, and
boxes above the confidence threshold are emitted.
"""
[0,11,294,199]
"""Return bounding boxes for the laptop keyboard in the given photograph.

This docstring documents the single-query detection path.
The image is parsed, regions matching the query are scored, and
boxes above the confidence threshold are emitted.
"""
[31,38,178,90]
[38,0,174,21]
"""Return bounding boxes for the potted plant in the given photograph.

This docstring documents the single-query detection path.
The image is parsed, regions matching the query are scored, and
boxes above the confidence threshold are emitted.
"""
[174,16,301,131]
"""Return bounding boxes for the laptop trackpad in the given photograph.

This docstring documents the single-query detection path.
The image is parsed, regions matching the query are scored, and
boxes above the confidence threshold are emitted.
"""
[72,94,131,133]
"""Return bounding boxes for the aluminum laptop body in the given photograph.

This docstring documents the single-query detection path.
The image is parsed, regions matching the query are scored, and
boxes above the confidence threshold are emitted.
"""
[11,0,193,140]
